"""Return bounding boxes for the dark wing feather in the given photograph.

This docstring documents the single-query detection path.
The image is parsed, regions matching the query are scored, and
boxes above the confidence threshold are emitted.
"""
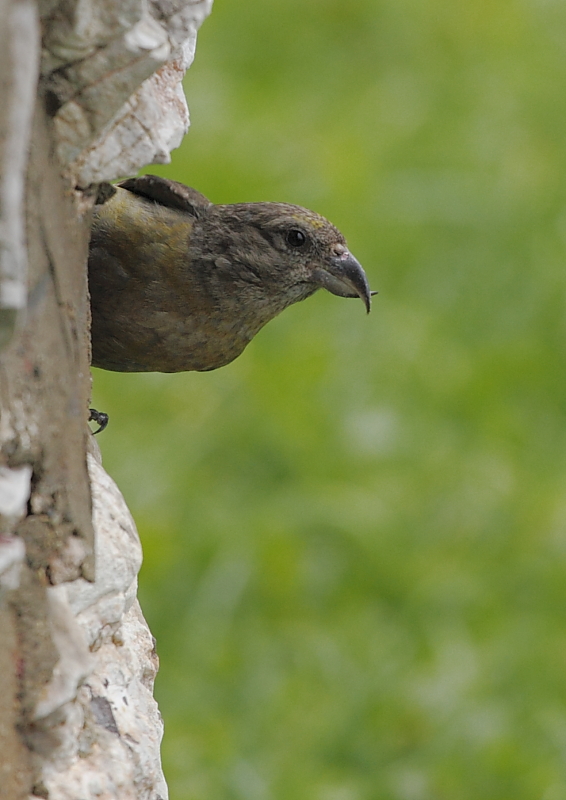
[118,175,212,219]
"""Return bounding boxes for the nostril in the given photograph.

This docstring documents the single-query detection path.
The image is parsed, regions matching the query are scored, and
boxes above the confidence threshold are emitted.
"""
[332,243,347,257]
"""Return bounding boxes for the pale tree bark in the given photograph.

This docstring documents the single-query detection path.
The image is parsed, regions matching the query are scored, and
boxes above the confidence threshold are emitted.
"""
[0,1,212,797]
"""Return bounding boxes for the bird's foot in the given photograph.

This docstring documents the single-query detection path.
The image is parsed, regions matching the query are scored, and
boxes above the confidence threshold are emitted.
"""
[88,408,109,434]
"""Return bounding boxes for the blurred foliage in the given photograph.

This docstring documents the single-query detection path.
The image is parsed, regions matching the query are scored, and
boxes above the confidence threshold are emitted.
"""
[91,0,566,797]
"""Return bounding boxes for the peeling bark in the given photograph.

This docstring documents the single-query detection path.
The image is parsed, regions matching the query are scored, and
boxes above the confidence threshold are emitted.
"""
[0,1,212,796]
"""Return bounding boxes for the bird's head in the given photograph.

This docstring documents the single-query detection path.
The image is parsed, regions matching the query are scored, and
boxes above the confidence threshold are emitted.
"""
[205,202,374,313]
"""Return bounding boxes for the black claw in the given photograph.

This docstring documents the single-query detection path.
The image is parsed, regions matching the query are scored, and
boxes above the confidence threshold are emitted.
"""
[89,408,109,434]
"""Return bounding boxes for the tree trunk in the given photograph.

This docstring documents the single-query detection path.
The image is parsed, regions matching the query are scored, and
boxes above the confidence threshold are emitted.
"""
[0,1,212,797]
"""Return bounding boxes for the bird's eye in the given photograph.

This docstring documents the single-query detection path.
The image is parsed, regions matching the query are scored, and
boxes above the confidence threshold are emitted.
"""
[286,228,307,248]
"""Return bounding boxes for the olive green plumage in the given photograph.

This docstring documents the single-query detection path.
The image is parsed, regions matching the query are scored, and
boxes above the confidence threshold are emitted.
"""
[88,175,373,373]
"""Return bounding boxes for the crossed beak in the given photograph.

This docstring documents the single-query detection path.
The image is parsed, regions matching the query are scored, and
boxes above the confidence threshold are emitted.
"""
[313,250,375,313]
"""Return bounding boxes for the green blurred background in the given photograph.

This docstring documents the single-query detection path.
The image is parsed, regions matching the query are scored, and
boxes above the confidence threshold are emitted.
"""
[91,1,566,797]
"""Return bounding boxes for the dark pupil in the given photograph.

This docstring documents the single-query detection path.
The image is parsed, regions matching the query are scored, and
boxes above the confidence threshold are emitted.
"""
[287,229,306,247]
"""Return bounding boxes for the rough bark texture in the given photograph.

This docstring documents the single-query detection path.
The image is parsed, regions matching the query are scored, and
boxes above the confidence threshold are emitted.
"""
[0,1,212,797]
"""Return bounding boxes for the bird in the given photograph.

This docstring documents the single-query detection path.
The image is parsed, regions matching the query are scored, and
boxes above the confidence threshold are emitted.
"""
[88,175,374,374]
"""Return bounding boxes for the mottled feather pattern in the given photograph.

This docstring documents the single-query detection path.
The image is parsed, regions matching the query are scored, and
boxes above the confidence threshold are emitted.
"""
[89,176,373,373]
